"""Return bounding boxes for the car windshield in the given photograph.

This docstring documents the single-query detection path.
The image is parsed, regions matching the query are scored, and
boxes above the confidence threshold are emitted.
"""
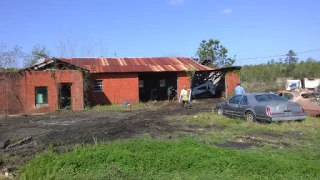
[282,93,293,100]
[254,94,287,102]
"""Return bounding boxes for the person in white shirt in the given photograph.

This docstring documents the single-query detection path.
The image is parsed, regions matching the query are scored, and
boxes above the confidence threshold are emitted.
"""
[180,85,189,108]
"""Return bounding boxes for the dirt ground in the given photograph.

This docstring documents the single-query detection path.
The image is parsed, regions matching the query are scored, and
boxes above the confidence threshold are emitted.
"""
[0,98,223,173]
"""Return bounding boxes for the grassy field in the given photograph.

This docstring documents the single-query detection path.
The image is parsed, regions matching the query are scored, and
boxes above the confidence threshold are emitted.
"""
[85,101,163,111]
[19,111,320,180]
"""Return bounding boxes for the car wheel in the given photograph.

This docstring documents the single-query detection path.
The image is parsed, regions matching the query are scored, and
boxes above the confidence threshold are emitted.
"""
[246,111,256,122]
[217,107,223,115]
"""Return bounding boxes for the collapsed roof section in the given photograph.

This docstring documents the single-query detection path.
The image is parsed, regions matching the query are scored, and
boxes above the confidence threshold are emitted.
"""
[21,58,89,72]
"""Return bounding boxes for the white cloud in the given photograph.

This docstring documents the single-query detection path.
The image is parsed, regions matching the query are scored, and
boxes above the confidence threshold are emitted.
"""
[222,8,232,14]
[169,0,184,5]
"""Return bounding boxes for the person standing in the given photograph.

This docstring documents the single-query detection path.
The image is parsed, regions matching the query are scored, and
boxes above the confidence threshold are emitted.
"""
[180,85,189,108]
[167,85,173,101]
[234,82,245,95]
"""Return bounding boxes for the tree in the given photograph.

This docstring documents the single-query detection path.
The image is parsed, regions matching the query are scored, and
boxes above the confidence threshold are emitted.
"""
[195,39,235,68]
[56,34,108,57]
[284,50,299,76]
[0,43,25,71]
[285,50,298,65]
[24,45,50,67]
[306,57,316,62]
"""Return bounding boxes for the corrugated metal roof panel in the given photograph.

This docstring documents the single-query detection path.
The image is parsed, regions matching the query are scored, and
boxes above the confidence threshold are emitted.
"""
[45,57,215,73]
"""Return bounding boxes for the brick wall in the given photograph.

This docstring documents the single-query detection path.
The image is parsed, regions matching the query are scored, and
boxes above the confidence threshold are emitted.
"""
[0,70,84,116]
[22,70,84,114]
[177,72,191,96]
[87,73,139,105]
[226,72,240,96]
[0,73,24,115]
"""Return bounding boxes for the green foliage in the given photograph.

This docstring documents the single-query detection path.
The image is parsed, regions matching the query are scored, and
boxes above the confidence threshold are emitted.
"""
[285,50,298,65]
[9,135,24,142]
[0,67,19,72]
[85,102,158,111]
[284,50,298,75]
[240,58,320,92]
[20,137,320,180]
[195,39,235,68]
[185,69,196,87]
[18,108,320,179]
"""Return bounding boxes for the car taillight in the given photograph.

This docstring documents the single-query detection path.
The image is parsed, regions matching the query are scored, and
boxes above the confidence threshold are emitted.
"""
[266,106,271,116]
[298,107,304,114]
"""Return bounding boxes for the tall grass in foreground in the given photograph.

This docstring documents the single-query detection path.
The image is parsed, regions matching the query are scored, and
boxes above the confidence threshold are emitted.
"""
[20,138,320,180]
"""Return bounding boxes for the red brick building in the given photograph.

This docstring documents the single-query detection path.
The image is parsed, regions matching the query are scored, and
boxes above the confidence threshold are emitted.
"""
[0,57,240,115]
[0,70,84,115]
[45,57,215,105]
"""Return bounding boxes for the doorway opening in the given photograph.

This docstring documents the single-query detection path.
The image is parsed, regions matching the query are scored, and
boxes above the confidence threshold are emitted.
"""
[58,83,72,110]
[138,72,178,102]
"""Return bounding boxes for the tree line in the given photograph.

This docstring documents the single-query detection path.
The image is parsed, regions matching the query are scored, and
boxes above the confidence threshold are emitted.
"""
[0,43,50,71]
[194,39,320,91]
[1,38,319,92]
[240,56,320,91]
[0,35,109,71]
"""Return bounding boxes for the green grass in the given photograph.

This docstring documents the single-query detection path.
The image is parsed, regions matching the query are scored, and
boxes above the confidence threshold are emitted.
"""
[19,109,320,179]
[83,101,170,111]
[0,154,10,162]
[19,138,320,180]
[166,112,320,149]
[85,102,153,111]
[9,135,24,142]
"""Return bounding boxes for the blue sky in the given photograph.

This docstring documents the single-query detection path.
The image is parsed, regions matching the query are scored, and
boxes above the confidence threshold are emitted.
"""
[1,0,319,66]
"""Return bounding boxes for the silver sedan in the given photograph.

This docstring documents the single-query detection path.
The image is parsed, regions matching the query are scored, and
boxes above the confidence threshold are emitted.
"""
[214,93,306,122]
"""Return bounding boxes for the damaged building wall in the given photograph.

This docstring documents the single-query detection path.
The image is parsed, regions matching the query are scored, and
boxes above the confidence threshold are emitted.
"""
[225,72,240,96]
[22,70,84,114]
[177,72,191,95]
[0,70,84,116]
[88,73,139,105]
[0,73,24,115]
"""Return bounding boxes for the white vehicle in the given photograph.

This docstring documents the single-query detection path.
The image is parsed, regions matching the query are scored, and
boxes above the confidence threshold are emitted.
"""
[286,78,320,91]
[191,80,215,98]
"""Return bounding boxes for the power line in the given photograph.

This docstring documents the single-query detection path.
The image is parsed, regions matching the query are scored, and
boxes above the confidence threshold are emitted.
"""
[238,48,320,61]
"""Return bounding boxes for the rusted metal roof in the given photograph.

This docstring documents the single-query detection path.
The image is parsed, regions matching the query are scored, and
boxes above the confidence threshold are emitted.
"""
[45,57,214,73]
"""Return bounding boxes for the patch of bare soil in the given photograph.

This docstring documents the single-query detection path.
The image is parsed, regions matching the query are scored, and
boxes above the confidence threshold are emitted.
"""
[213,141,257,150]
[212,129,302,151]
[233,130,296,149]
[0,98,222,172]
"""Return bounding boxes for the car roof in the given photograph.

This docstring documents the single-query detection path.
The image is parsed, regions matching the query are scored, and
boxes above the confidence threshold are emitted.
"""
[243,92,276,96]
[277,90,292,94]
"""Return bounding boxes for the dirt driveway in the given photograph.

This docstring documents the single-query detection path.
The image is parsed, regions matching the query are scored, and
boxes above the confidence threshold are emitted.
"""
[0,99,221,171]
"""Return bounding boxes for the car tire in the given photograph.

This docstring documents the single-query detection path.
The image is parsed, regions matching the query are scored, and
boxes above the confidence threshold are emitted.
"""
[217,107,223,115]
[246,111,256,122]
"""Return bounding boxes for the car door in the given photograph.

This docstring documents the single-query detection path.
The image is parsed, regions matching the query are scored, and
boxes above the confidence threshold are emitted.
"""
[237,96,249,118]
[225,95,243,117]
